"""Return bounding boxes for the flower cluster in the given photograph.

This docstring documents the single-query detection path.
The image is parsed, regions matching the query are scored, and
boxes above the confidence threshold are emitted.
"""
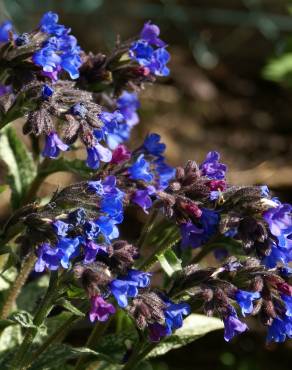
[129,21,170,77]
[171,259,292,343]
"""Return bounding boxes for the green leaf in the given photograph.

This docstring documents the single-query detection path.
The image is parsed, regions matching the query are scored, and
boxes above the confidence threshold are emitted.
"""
[263,53,292,84]
[0,318,15,330]
[0,267,17,291]
[17,275,49,313]
[66,284,87,299]
[0,185,7,194]
[157,249,182,277]
[0,324,22,352]
[10,310,36,329]
[0,126,36,208]
[56,298,85,317]
[147,314,224,358]
[29,344,107,370]
[96,330,138,363]
[39,158,93,178]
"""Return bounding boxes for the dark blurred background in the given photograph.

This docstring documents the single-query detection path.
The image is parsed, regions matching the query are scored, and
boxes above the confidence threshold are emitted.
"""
[1,0,292,369]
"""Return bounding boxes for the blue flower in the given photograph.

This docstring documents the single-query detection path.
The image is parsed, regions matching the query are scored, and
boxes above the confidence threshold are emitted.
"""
[154,158,175,189]
[68,208,87,225]
[180,208,219,248]
[40,11,67,36]
[199,151,227,180]
[95,216,120,242]
[86,143,112,169]
[35,237,80,272]
[33,12,82,80]
[235,290,260,316]
[0,20,15,43]
[164,301,191,335]
[0,84,12,96]
[42,84,54,100]
[53,220,70,237]
[117,91,140,127]
[110,270,151,308]
[129,154,153,182]
[147,48,170,77]
[42,132,69,158]
[143,133,166,157]
[100,197,124,223]
[57,237,80,268]
[282,294,292,317]
[267,315,292,343]
[140,21,166,47]
[223,308,248,342]
[83,221,100,240]
[110,279,137,308]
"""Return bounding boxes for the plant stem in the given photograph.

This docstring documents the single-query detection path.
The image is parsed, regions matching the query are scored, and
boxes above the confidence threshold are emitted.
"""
[123,341,156,370]
[0,251,37,319]
[20,158,50,206]
[9,271,59,370]
[27,314,80,367]
[74,318,112,370]
[137,207,159,249]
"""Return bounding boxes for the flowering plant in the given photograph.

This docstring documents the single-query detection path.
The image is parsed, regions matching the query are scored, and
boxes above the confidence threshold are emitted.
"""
[0,12,291,370]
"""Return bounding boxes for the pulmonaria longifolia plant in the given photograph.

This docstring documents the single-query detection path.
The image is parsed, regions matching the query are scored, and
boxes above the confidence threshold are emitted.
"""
[0,12,291,370]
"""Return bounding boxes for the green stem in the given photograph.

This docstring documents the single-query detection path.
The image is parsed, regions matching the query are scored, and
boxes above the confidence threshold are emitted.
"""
[0,251,37,319]
[27,314,80,367]
[123,342,156,370]
[137,207,160,249]
[9,271,59,370]
[74,318,112,370]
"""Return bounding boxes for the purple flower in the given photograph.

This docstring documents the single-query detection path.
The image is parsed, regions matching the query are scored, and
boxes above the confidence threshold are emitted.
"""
[129,154,153,182]
[89,295,116,322]
[180,208,219,248]
[143,133,166,157]
[42,132,69,158]
[111,145,131,164]
[263,202,292,237]
[235,290,260,317]
[35,243,61,272]
[149,323,169,342]
[199,151,227,180]
[223,309,248,342]
[140,21,166,47]
[35,237,80,272]
[86,143,112,169]
[83,241,107,264]
[132,188,154,213]
[0,84,12,96]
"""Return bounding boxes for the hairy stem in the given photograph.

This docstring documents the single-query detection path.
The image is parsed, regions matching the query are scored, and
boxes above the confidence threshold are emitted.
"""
[74,318,112,370]
[9,271,59,370]
[137,207,160,249]
[0,251,37,319]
